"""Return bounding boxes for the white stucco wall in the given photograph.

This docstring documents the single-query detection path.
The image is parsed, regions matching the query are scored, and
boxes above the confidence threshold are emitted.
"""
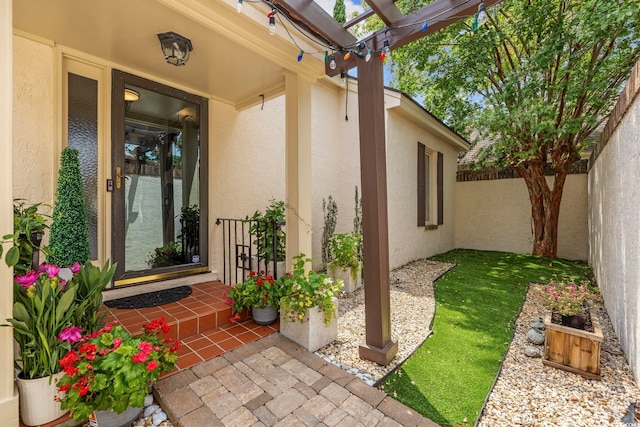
[455,174,588,260]
[12,35,55,208]
[588,90,640,380]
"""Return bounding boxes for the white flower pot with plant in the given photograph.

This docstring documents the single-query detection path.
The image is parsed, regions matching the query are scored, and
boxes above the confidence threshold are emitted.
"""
[328,232,362,293]
[279,255,342,351]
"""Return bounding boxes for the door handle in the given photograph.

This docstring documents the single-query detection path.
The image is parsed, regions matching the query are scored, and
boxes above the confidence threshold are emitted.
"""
[115,166,129,189]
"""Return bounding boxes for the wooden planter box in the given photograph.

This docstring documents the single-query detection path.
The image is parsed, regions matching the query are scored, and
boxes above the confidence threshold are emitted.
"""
[543,312,603,380]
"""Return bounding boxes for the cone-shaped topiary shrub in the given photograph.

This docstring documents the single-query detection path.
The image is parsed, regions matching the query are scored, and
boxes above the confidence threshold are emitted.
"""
[48,147,90,267]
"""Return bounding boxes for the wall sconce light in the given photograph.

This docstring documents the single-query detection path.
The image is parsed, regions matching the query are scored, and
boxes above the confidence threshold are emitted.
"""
[157,32,193,66]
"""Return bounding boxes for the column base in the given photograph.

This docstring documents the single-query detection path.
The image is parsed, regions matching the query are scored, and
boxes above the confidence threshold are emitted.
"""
[359,340,398,366]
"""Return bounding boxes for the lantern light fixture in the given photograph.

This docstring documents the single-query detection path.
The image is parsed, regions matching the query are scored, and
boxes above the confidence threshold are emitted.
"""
[157,32,193,66]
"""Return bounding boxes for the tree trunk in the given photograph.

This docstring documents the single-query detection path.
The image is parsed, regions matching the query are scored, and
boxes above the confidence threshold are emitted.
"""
[515,160,570,259]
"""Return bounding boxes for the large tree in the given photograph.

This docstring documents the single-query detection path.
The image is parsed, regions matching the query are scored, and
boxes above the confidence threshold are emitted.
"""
[333,0,346,24]
[391,0,640,257]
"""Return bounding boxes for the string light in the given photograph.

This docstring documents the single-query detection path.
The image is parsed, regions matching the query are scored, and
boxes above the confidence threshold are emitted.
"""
[344,51,351,60]
[297,50,304,61]
[268,10,276,35]
[421,20,428,32]
[329,54,337,70]
[477,1,488,26]
[236,0,243,13]
[380,39,390,61]
[365,49,373,62]
[340,71,346,85]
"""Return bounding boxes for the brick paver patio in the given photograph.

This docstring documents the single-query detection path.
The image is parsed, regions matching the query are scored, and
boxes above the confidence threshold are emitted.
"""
[154,333,439,427]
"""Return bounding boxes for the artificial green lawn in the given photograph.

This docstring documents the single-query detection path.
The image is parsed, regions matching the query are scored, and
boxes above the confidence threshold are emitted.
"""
[382,249,591,427]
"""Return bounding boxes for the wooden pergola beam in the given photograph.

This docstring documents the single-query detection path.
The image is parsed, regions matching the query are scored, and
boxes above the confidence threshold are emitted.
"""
[325,0,501,76]
[365,0,403,27]
[271,0,357,48]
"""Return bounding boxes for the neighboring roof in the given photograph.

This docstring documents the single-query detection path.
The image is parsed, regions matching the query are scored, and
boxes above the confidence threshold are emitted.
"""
[383,85,471,151]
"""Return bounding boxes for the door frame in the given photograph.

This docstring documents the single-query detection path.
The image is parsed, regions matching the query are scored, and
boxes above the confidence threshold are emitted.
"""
[111,70,209,286]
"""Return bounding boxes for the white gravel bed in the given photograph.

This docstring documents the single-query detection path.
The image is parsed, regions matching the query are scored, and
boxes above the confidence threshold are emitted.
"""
[478,284,640,427]
[316,259,454,383]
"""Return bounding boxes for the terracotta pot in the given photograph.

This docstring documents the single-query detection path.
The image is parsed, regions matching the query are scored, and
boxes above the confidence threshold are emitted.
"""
[15,373,68,426]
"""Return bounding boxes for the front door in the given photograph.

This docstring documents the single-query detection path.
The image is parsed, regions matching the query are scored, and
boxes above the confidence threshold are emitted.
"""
[111,71,208,286]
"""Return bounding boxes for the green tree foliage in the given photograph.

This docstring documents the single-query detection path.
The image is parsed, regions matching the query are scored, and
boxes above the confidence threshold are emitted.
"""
[49,148,90,267]
[391,0,640,257]
[333,0,346,25]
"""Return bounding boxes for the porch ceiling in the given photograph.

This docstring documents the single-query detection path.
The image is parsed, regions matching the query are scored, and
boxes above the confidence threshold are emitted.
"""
[13,0,320,106]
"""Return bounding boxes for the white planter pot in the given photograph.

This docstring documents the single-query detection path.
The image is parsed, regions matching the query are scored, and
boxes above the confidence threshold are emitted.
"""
[329,264,362,293]
[15,373,68,426]
[280,299,338,352]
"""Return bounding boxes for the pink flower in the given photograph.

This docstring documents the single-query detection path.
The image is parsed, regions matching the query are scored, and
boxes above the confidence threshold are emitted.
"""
[58,326,83,344]
[112,337,122,349]
[138,341,153,355]
[146,361,159,371]
[15,270,39,288]
[132,352,148,363]
[45,264,61,279]
[225,298,232,306]
[59,280,67,291]
[70,262,81,274]
[222,291,227,299]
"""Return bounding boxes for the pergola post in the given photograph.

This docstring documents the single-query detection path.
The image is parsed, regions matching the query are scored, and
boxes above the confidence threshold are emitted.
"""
[0,1,19,426]
[284,72,313,270]
[356,56,398,365]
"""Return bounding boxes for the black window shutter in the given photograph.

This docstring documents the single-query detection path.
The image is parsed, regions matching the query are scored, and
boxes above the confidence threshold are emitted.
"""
[417,142,426,226]
[437,151,444,225]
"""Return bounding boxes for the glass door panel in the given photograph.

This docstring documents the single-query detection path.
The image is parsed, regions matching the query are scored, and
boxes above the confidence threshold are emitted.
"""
[112,71,208,286]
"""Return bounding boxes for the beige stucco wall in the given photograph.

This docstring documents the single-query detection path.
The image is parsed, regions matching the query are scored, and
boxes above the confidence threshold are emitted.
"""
[588,93,640,381]
[1,2,20,426]
[12,35,56,208]
[455,174,588,260]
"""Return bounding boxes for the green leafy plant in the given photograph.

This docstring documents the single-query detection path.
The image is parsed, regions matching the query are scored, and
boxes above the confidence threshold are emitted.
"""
[279,254,342,325]
[223,270,283,323]
[0,199,50,275]
[57,318,179,422]
[328,232,362,281]
[247,199,286,263]
[321,196,338,271]
[545,279,594,317]
[49,148,90,267]
[5,264,79,379]
[146,241,182,268]
[73,261,117,334]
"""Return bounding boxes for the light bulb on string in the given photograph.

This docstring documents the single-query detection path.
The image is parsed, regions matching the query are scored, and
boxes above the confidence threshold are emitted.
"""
[340,72,346,86]
[297,50,304,62]
[236,0,243,13]
[365,49,372,62]
[477,1,488,26]
[344,51,351,60]
[380,39,390,61]
[329,54,337,70]
[421,21,428,32]
[267,10,276,35]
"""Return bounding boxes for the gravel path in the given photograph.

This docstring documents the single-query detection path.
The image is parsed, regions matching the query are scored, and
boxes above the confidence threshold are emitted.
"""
[478,284,640,427]
[317,259,454,383]
[317,258,640,426]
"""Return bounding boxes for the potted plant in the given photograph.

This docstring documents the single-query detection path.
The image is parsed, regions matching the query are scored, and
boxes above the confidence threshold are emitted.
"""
[224,270,282,325]
[179,204,200,263]
[0,199,50,276]
[247,199,286,278]
[328,232,362,293]
[56,318,179,425]
[146,241,183,268]
[48,147,91,268]
[279,254,343,352]
[542,279,603,379]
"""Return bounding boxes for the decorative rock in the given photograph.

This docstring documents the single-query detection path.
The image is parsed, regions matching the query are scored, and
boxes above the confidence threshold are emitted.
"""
[522,346,542,358]
[152,410,168,425]
[531,315,544,323]
[143,404,160,417]
[527,329,545,345]
[158,422,174,427]
[531,321,545,331]
[144,394,154,407]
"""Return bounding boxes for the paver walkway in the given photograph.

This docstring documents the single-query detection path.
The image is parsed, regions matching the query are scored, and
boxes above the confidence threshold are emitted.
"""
[154,333,439,427]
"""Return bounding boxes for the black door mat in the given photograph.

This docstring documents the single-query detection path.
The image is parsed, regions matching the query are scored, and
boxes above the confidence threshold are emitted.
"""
[104,285,193,309]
